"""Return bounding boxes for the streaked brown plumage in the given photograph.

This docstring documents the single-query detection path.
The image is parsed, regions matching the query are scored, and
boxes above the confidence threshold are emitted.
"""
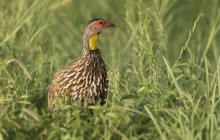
[48,19,115,109]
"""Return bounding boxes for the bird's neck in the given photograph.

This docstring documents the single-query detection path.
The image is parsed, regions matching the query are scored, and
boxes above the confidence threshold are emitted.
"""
[89,33,99,50]
[83,33,99,53]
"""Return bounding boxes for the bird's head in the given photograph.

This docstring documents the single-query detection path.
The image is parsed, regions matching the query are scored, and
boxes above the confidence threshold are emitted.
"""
[83,18,116,51]
[85,18,116,35]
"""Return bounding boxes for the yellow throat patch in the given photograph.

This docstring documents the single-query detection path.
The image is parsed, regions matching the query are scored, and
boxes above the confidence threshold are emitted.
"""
[89,33,99,50]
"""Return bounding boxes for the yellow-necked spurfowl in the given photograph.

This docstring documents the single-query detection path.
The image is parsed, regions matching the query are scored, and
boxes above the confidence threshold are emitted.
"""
[48,19,116,109]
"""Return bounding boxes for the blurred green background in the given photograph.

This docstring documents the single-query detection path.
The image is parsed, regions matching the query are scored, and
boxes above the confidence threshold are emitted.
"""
[0,0,220,139]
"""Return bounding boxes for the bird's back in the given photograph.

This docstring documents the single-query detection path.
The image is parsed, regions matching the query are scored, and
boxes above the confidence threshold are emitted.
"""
[48,49,108,109]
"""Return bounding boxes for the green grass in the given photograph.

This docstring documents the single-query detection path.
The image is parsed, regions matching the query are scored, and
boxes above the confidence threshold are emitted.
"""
[0,0,220,139]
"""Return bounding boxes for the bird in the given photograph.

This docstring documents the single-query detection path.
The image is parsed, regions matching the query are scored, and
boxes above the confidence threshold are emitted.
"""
[48,18,116,110]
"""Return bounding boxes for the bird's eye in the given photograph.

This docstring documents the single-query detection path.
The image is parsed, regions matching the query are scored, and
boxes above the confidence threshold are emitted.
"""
[99,21,103,24]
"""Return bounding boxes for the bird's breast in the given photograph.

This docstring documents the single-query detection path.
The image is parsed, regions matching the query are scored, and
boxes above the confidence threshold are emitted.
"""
[57,50,108,100]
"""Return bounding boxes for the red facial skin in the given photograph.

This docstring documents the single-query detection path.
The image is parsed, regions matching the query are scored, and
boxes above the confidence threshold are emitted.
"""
[94,20,115,28]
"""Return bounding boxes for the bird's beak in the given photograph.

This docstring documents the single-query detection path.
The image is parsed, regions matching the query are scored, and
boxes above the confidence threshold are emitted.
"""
[106,21,116,28]
[108,22,116,27]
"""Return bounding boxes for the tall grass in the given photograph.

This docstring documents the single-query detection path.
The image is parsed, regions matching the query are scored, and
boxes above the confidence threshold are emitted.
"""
[0,0,220,139]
